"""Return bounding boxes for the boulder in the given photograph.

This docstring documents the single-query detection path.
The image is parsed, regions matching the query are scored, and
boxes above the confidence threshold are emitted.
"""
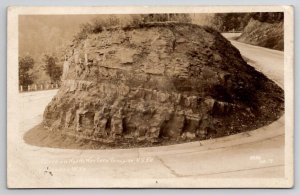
[38,22,284,147]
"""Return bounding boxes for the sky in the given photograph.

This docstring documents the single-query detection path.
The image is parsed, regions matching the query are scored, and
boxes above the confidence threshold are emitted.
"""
[19,15,98,59]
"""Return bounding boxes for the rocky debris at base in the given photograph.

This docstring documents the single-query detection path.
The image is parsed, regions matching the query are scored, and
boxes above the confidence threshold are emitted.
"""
[30,22,284,148]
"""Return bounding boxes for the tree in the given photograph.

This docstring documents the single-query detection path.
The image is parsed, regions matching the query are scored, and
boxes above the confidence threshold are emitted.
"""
[19,55,35,89]
[42,54,62,83]
[252,12,283,23]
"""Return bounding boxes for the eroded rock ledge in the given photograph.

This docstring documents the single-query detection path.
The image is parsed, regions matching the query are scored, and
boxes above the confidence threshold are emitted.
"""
[25,22,284,148]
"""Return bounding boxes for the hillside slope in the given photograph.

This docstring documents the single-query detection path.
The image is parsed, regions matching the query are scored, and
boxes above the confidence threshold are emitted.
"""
[24,22,284,149]
[237,19,284,51]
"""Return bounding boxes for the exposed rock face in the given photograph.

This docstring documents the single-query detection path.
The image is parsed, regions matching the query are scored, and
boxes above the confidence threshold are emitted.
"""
[40,22,284,147]
[238,18,284,51]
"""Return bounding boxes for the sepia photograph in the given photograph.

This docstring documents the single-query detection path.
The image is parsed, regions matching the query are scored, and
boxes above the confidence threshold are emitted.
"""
[7,6,294,188]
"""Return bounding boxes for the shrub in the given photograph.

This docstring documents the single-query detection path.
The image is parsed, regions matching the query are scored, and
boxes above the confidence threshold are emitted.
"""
[42,54,62,83]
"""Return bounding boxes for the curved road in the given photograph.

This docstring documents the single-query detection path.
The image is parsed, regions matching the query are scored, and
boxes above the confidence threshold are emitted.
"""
[8,35,286,188]
[223,33,284,88]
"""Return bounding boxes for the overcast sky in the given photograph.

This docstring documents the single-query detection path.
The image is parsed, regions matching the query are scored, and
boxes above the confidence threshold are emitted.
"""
[19,15,98,60]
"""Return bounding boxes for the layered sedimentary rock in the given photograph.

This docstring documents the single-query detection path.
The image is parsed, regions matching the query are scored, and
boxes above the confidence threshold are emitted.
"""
[41,22,284,146]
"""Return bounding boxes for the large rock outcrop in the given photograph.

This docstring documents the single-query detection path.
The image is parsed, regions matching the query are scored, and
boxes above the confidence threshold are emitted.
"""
[26,22,284,148]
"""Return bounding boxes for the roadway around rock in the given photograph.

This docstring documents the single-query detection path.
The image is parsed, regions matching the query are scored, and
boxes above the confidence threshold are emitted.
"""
[7,33,285,188]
